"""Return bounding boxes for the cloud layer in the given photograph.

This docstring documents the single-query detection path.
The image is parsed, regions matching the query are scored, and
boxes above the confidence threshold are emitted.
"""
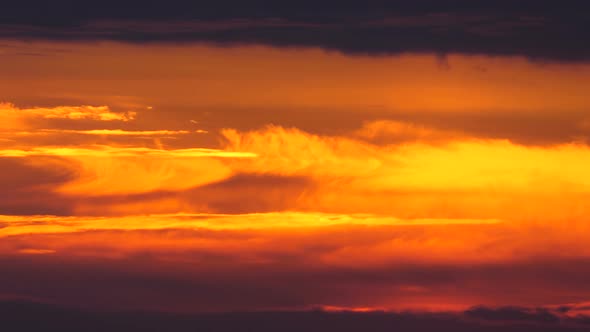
[1,31,590,319]
[2,1,590,61]
[1,300,589,332]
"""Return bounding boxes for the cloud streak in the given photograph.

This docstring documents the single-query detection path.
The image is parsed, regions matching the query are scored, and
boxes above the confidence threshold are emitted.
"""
[0,103,135,126]
[38,129,206,136]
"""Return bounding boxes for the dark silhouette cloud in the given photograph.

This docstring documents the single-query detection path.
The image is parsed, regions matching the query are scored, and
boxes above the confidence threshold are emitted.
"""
[1,1,590,60]
[0,300,588,332]
[465,306,561,324]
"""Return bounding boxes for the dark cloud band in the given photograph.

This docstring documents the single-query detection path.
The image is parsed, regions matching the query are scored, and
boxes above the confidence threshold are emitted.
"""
[1,300,588,332]
[2,0,590,61]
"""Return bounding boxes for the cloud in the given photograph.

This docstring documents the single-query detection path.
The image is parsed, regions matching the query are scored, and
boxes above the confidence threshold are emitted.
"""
[0,213,501,239]
[3,47,590,148]
[353,120,463,144]
[0,157,77,215]
[0,300,588,332]
[0,146,254,158]
[0,248,590,315]
[38,129,202,136]
[0,209,589,313]
[464,306,560,324]
[1,1,590,61]
[0,146,254,195]
[178,174,314,214]
[4,122,590,220]
[0,103,135,128]
[0,103,141,146]
[1,117,589,314]
[2,3,590,318]
[218,125,590,222]
[221,125,382,177]
[17,249,56,255]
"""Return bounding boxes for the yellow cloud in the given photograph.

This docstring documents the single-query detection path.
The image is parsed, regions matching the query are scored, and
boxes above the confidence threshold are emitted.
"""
[39,129,198,136]
[0,145,256,158]
[221,126,590,222]
[0,212,501,237]
[0,103,135,128]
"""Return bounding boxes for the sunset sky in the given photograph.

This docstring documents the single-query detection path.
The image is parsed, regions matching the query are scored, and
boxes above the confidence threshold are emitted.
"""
[2,1,590,331]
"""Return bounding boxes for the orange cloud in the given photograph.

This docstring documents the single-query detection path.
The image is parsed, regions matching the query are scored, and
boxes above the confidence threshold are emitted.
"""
[17,248,56,255]
[1,43,590,313]
[354,120,463,144]
[3,118,590,223]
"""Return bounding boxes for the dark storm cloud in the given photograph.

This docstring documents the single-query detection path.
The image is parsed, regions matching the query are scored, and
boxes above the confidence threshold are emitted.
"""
[1,0,590,60]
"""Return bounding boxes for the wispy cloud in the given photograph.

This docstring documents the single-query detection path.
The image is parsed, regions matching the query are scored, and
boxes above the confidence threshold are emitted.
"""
[39,129,205,136]
[0,102,135,125]
[0,146,255,158]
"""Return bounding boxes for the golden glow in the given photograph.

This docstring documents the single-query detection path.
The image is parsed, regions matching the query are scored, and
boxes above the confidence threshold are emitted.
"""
[1,42,590,312]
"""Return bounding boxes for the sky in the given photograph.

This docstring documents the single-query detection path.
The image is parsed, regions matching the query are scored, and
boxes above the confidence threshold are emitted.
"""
[1,1,590,331]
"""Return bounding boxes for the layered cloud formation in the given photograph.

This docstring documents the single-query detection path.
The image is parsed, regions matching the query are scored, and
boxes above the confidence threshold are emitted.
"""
[2,93,590,314]
[1,22,590,330]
